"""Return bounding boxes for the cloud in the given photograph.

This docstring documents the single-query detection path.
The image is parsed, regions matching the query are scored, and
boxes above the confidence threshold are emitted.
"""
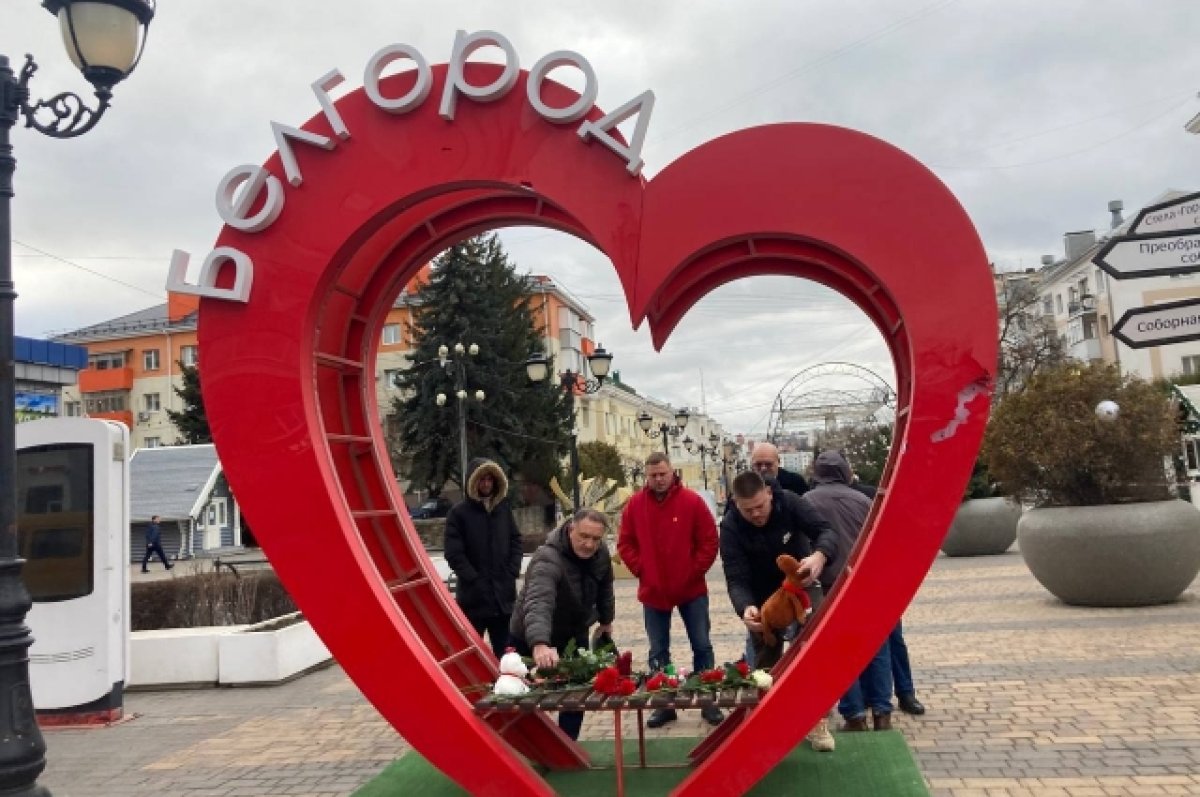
[4,0,1197,435]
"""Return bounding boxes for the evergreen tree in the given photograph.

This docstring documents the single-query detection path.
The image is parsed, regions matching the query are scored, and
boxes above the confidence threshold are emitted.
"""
[166,362,211,444]
[578,440,627,487]
[392,234,571,494]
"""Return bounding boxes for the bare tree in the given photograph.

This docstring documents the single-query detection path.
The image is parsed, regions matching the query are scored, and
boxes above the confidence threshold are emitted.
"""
[995,275,1067,398]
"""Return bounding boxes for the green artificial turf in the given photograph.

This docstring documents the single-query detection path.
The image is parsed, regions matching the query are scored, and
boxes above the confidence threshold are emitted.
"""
[355,731,929,796]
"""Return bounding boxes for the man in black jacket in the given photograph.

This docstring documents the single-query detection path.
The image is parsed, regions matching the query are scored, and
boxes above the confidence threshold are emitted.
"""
[720,470,838,670]
[721,470,840,751]
[749,442,809,496]
[444,458,524,659]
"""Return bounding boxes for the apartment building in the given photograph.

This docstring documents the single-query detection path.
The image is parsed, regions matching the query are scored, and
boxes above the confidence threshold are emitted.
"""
[55,293,201,450]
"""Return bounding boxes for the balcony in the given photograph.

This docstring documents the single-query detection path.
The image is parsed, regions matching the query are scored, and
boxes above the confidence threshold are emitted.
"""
[79,366,134,393]
[1067,294,1098,320]
[1069,336,1102,362]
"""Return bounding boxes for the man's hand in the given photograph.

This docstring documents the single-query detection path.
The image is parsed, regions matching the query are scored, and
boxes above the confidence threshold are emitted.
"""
[742,606,763,633]
[532,643,559,670]
[596,623,613,635]
[797,551,827,587]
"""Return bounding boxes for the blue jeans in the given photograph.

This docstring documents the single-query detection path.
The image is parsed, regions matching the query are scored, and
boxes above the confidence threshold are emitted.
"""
[643,594,714,673]
[889,621,915,697]
[838,639,893,718]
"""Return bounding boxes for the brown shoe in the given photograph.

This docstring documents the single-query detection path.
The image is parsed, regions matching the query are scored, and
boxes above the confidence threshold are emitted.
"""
[873,712,892,731]
[840,716,869,732]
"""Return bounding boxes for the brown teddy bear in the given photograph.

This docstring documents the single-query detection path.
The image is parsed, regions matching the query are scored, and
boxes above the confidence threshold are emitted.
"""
[759,554,813,647]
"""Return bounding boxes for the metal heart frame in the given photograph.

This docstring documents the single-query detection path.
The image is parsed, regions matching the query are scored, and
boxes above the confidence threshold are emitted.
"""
[197,64,996,796]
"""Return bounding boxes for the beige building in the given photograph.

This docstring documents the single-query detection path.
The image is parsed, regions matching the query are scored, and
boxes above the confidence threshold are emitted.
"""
[1034,191,1200,381]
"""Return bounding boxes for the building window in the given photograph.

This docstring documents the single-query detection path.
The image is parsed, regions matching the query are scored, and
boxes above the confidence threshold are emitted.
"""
[180,345,199,367]
[1183,356,1200,376]
[382,368,402,388]
[144,393,161,412]
[88,352,126,370]
[381,324,402,346]
[1041,296,1053,315]
[65,401,82,417]
[143,349,160,371]
[1101,315,1110,335]
[144,437,161,448]
[1055,295,1063,314]
[84,391,127,414]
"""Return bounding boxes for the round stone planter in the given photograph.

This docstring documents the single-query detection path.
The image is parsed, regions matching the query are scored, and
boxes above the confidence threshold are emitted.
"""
[1018,499,1200,607]
[941,497,1021,557]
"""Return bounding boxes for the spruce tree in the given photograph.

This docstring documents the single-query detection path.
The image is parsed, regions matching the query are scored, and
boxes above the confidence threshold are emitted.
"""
[166,362,211,444]
[392,234,571,495]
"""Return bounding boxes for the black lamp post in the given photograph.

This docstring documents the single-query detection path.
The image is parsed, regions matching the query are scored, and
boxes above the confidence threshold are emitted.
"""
[431,343,482,486]
[683,432,721,490]
[637,406,689,455]
[2,3,153,795]
[525,346,613,511]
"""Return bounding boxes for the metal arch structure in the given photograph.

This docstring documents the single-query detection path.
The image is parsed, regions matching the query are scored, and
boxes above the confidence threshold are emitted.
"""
[768,362,896,442]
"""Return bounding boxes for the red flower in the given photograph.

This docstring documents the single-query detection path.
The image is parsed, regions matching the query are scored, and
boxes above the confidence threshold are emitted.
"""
[593,667,621,694]
[617,651,633,677]
[646,673,666,691]
[617,678,636,696]
[735,661,750,677]
[700,669,725,684]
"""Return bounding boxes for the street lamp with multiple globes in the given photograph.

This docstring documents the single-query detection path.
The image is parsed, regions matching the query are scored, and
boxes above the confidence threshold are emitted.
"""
[432,343,482,485]
[683,432,722,490]
[525,346,613,511]
[2,2,155,793]
[637,406,689,455]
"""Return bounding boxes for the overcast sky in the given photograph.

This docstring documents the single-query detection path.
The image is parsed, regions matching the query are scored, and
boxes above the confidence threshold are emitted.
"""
[4,1,1198,437]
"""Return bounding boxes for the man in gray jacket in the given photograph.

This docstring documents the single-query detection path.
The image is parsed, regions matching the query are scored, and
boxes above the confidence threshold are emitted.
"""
[805,450,894,731]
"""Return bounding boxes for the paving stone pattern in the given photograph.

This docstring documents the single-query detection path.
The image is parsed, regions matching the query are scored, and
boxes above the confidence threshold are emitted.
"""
[40,551,1200,796]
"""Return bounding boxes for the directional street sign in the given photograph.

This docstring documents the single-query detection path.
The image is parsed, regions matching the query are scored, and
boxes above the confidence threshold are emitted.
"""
[1128,191,1200,236]
[1111,297,1200,349]
[1093,229,1200,280]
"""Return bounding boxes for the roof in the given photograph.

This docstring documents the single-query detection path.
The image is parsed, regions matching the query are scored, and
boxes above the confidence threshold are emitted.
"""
[129,444,222,522]
[52,302,196,343]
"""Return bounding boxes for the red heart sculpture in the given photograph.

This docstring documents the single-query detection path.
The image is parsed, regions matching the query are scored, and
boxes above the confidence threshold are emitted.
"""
[198,64,994,796]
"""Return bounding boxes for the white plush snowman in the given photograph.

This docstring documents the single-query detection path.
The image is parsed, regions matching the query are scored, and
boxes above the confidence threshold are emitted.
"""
[493,649,531,696]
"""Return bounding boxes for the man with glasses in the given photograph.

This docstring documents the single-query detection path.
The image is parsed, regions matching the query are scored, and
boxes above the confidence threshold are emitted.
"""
[618,452,722,728]
[750,442,809,497]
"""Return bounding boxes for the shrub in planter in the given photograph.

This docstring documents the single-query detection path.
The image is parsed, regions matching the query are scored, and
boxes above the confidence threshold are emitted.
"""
[980,363,1200,605]
[132,569,297,631]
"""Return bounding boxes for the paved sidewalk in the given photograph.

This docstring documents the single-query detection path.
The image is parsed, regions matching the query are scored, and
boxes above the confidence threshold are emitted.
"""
[43,550,1200,796]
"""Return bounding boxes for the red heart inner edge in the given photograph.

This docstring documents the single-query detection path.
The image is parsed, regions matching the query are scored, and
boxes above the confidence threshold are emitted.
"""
[198,64,995,797]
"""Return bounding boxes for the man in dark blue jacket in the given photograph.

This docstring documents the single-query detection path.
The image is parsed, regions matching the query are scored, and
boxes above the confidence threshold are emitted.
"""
[141,515,172,573]
[444,458,524,659]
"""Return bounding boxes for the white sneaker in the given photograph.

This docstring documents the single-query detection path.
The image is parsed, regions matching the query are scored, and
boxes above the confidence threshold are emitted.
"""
[806,718,835,752]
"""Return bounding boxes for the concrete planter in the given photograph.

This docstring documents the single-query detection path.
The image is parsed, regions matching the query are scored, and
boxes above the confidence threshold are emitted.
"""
[129,613,331,689]
[1018,499,1200,607]
[941,497,1021,557]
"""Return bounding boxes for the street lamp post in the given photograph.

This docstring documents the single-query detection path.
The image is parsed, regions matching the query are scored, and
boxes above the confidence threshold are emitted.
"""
[2,3,154,794]
[683,432,722,490]
[637,407,689,455]
[433,343,482,486]
[525,347,613,512]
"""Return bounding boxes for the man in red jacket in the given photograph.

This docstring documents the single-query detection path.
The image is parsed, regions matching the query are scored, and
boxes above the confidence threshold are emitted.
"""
[618,452,721,727]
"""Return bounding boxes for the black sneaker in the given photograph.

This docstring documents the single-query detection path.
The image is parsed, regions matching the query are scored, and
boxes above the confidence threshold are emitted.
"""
[701,705,724,726]
[646,708,677,728]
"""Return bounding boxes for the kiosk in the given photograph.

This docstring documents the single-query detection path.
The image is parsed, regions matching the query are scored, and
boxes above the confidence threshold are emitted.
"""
[17,418,130,724]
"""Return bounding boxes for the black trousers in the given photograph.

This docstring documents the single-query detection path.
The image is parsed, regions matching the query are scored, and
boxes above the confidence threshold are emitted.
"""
[141,542,170,570]
[469,614,511,660]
